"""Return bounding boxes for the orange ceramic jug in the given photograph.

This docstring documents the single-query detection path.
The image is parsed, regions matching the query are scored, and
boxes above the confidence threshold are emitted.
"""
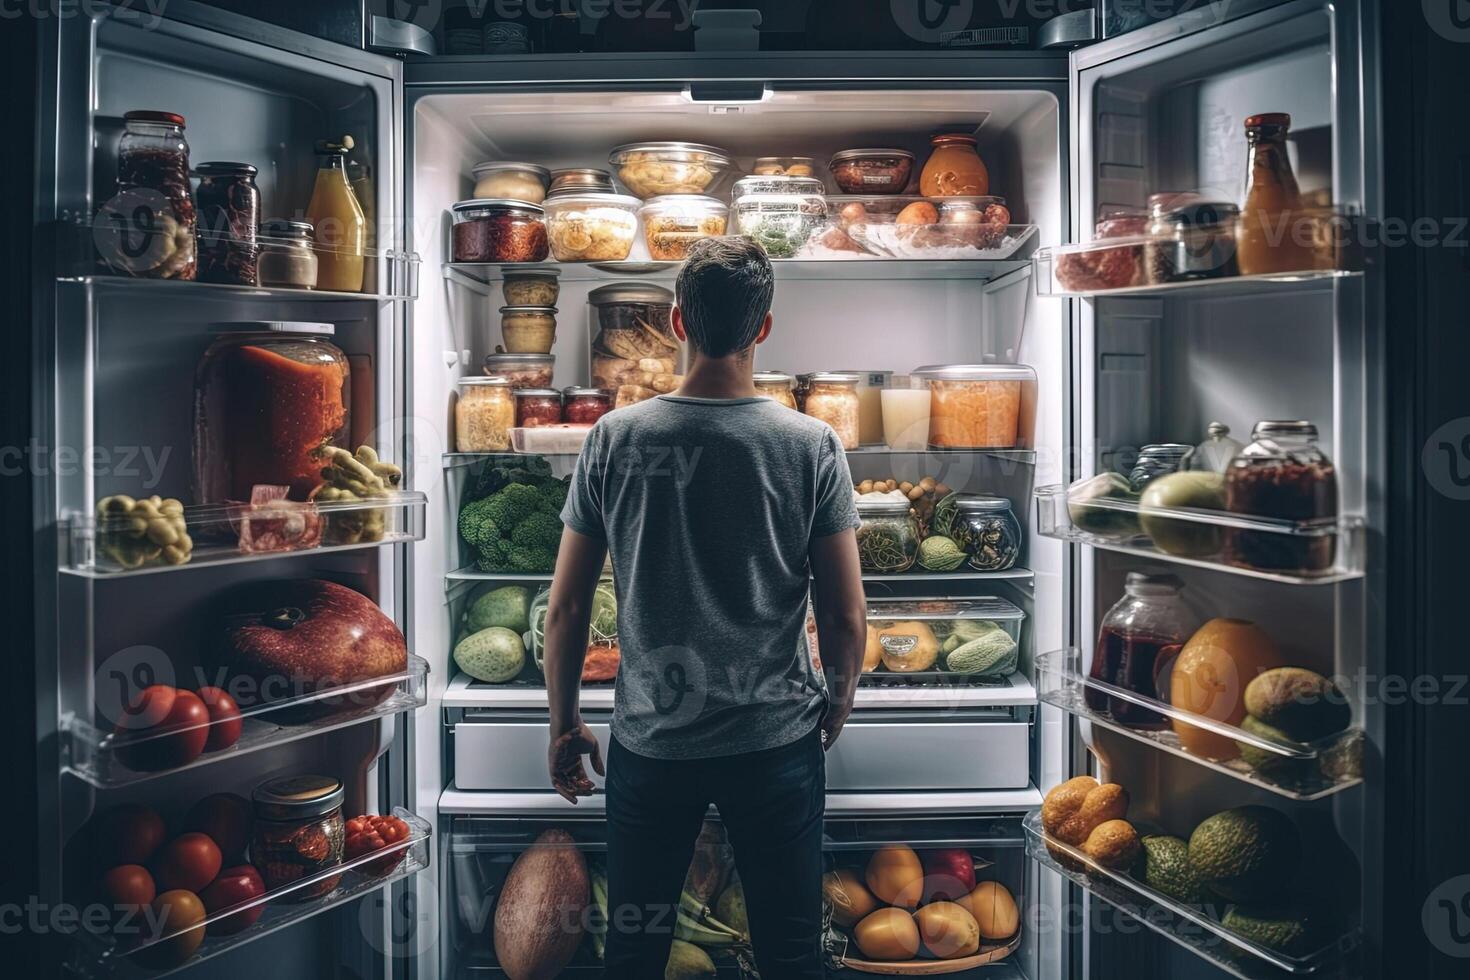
[920,133,989,197]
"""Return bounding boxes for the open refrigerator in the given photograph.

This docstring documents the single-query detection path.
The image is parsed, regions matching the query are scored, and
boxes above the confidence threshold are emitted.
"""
[26,1,1382,978]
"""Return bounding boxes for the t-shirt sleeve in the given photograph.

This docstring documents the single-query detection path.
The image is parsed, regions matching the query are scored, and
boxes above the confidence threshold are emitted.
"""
[811,428,860,539]
[560,422,607,541]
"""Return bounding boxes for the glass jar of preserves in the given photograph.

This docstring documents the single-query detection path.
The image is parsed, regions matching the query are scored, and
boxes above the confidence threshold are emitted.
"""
[1129,444,1195,491]
[855,497,919,574]
[564,387,612,424]
[100,110,196,280]
[500,306,558,354]
[251,774,345,899]
[1224,420,1338,574]
[514,388,563,428]
[1143,194,1240,283]
[803,373,861,450]
[483,352,555,390]
[1088,573,1195,727]
[456,377,515,452]
[193,322,350,504]
[451,199,549,263]
[194,162,260,285]
[752,371,797,409]
[950,495,1021,572]
[258,220,320,289]
[920,133,989,198]
[912,364,1033,449]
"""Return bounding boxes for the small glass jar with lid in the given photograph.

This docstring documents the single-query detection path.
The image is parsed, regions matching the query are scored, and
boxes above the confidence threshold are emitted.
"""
[258,220,320,289]
[101,110,197,280]
[450,199,549,263]
[547,168,616,198]
[194,162,261,285]
[950,495,1022,572]
[563,387,613,424]
[1224,420,1339,574]
[1143,194,1241,283]
[1187,422,1244,474]
[855,497,920,574]
[1129,444,1195,490]
[500,306,558,354]
[1088,573,1196,727]
[753,371,797,409]
[803,372,861,449]
[456,376,515,452]
[251,773,345,899]
[514,388,564,428]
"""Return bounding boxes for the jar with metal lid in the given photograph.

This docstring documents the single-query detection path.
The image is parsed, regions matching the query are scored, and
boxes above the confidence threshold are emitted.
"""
[500,306,558,354]
[548,168,616,198]
[950,495,1021,572]
[514,388,563,428]
[1224,420,1338,574]
[251,774,345,899]
[912,364,1034,449]
[101,110,196,279]
[451,199,549,263]
[855,497,919,574]
[456,377,515,452]
[564,387,612,424]
[1187,422,1244,474]
[194,162,260,285]
[258,220,320,289]
[803,373,861,449]
[588,282,680,391]
[753,371,797,409]
[471,161,551,204]
[483,352,555,390]
[1129,444,1195,491]
[1143,194,1241,283]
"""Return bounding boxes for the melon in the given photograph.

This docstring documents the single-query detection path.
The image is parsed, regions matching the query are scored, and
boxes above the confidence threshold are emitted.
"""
[862,626,883,672]
[914,901,981,959]
[493,829,588,979]
[945,624,1018,676]
[1170,618,1284,759]
[455,627,526,683]
[853,907,921,961]
[866,844,925,908]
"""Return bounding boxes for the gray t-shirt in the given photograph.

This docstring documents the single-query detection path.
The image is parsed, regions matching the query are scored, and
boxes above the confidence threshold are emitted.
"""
[561,394,860,760]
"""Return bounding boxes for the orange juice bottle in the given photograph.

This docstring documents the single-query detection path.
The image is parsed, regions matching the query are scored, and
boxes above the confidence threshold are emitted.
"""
[1237,113,1315,275]
[306,136,366,292]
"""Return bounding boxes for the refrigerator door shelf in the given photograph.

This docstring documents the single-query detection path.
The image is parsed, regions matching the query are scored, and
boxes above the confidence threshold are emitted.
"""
[1036,649,1363,802]
[440,786,1045,818]
[63,656,430,789]
[69,808,431,980]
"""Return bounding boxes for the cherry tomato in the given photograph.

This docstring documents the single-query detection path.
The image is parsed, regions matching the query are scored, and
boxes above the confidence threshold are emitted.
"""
[100,864,156,921]
[200,864,266,935]
[151,833,222,893]
[116,690,210,771]
[91,804,166,867]
[344,814,412,875]
[183,793,252,863]
[137,889,206,968]
[196,687,243,752]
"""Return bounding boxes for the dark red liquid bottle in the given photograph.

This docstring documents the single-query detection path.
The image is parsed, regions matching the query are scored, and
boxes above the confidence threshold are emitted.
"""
[1087,573,1196,729]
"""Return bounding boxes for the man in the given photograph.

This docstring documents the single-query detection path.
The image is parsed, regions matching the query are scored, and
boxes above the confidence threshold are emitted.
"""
[542,236,867,979]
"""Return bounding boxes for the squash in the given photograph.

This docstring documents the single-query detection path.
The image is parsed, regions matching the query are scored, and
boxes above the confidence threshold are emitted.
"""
[853,907,921,961]
[958,881,1020,940]
[866,844,925,908]
[824,868,879,927]
[1170,618,1284,760]
[493,829,588,979]
[945,624,1018,676]
[914,902,981,959]
[877,621,940,673]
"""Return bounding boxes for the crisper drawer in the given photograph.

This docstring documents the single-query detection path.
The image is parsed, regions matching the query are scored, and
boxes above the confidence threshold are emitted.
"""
[453,713,612,792]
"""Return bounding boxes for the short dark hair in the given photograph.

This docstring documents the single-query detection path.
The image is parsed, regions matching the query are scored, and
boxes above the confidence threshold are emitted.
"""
[674,237,774,358]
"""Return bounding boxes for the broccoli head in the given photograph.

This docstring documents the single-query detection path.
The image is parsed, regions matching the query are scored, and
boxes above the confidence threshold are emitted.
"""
[459,480,567,572]
[483,482,541,530]
[511,511,563,553]
[457,497,499,552]
[539,477,570,514]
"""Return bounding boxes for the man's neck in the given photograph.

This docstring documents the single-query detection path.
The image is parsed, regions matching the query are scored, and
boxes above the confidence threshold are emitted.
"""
[674,347,759,400]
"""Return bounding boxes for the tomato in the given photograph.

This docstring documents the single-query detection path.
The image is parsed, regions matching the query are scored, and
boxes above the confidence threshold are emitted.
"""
[91,804,166,867]
[200,864,266,935]
[100,864,156,921]
[137,889,206,968]
[196,687,243,752]
[116,684,177,732]
[344,814,412,876]
[116,690,210,771]
[151,833,222,893]
[183,793,252,863]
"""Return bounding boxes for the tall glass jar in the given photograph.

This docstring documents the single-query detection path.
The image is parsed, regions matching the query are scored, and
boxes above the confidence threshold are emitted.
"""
[752,371,797,409]
[950,495,1021,572]
[804,373,861,449]
[251,774,345,899]
[1088,573,1197,728]
[102,110,196,280]
[258,220,320,289]
[1224,420,1339,574]
[194,162,261,285]
[456,377,516,452]
[193,323,350,504]
[855,498,919,574]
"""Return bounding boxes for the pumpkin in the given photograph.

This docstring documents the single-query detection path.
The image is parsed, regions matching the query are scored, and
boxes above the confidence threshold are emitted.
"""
[493,829,588,979]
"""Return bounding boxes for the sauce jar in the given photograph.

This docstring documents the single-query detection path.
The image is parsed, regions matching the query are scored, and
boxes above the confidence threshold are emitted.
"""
[803,373,861,450]
[1088,573,1195,726]
[951,495,1021,572]
[258,220,320,289]
[855,497,919,574]
[563,387,612,424]
[753,371,797,409]
[514,388,564,428]
[1144,194,1240,283]
[194,161,260,285]
[451,199,549,263]
[456,377,515,452]
[101,110,197,280]
[1224,420,1339,575]
[251,774,345,900]
[500,306,558,354]
[920,133,989,198]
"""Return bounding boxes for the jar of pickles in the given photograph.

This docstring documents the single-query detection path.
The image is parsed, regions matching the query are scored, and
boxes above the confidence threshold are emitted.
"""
[950,495,1021,571]
[456,376,515,452]
[803,373,861,449]
[1224,420,1338,575]
[514,388,563,428]
[855,497,919,574]
[251,774,345,900]
[564,387,612,424]
[753,371,797,409]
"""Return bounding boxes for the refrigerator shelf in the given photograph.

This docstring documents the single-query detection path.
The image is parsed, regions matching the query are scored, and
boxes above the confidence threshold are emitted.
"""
[70,807,431,980]
[445,567,1035,590]
[1034,484,1365,585]
[444,447,1037,467]
[62,656,430,788]
[1036,649,1363,801]
[1023,811,1359,978]
[60,491,428,577]
[58,269,421,302]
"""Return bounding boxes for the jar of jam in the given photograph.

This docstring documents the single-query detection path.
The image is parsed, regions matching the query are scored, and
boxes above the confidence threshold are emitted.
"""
[251,774,345,900]
[451,199,549,263]
[753,371,797,409]
[803,373,861,450]
[456,377,515,452]
[258,220,320,289]
[564,387,612,424]
[950,495,1021,572]
[100,110,197,280]
[1088,573,1196,727]
[1224,420,1338,574]
[514,388,563,428]
[194,162,261,285]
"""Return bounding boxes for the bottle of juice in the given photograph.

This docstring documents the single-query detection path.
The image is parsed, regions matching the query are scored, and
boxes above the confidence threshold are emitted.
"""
[1237,113,1315,275]
[348,155,377,293]
[306,136,366,293]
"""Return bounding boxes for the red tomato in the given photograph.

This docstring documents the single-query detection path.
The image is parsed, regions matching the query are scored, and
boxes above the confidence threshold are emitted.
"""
[196,687,243,752]
[138,889,206,968]
[344,814,412,875]
[91,804,167,867]
[183,793,252,863]
[116,690,210,771]
[100,864,156,919]
[151,833,222,893]
[116,684,177,732]
[200,864,266,935]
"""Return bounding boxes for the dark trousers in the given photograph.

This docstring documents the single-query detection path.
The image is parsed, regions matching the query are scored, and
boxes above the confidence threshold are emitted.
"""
[602,727,827,979]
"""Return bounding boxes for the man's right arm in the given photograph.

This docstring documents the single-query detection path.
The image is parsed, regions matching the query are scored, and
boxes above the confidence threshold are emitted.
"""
[809,528,865,749]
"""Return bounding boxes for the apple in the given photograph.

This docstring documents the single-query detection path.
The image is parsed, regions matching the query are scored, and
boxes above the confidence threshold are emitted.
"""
[200,864,266,935]
[137,890,206,968]
[116,689,210,771]
[151,833,222,893]
[184,793,252,863]
[91,804,167,867]
[196,686,243,752]
[920,848,977,903]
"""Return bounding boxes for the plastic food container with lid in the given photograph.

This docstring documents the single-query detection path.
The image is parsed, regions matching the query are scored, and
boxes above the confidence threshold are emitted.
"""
[456,376,515,452]
[829,148,915,195]
[543,192,640,262]
[912,364,1036,449]
[609,141,732,199]
[451,199,549,263]
[752,156,816,177]
[803,372,861,449]
[471,161,551,204]
[732,177,827,259]
[864,598,1024,676]
[499,306,558,354]
[483,352,555,390]
[638,194,729,261]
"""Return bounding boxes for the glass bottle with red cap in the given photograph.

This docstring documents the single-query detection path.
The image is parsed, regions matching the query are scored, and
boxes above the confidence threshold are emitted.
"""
[1237,112,1315,275]
[102,110,197,280]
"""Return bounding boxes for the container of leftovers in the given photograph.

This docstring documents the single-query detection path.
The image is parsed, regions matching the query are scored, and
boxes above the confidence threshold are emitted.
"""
[456,376,516,452]
[471,161,551,204]
[912,363,1033,449]
[544,192,640,261]
[609,141,732,198]
[829,148,915,195]
[513,388,564,428]
[451,199,549,263]
[483,351,556,389]
[638,194,728,260]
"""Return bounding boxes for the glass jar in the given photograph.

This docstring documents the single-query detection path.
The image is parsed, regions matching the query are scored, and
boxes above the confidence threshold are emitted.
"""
[845,370,893,445]
[564,387,613,424]
[543,193,640,262]
[1129,444,1196,491]
[639,194,729,261]
[828,149,915,195]
[503,272,560,308]
[451,199,549,263]
[588,282,679,392]
[194,162,260,285]
[101,110,196,280]
[920,133,989,198]
[1088,573,1196,727]
[752,371,797,409]
[1187,422,1244,474]
[803,373,861,450]
[193,322,350,504]
[855,498,919,574]
[912,364,1034,449]
[732,178,827,258]
[514,388,563,428]
[950,495,1021,572]
[456,377,515,451]
[500,306,558,354]
[1143,194,1240,283]
[548,168,616,197]
[483,352,555,390]
[1224,420,1338,574]
[793,373,814,414]
[258,220,320,289]
[471,161,550,204]
[251,774,345,899]
[608,141,732,199]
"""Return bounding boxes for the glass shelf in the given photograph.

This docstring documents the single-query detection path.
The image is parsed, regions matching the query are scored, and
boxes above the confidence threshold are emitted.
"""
[70,808,431,979]
[444,447,1038,468]
[62,657,429,788]
[1036,649,1362,801]
[60,491,427,577]
[1035,484,1364,585]
[446,566,1034,589]
[1024,811,1358,979]
[59,271,420,303]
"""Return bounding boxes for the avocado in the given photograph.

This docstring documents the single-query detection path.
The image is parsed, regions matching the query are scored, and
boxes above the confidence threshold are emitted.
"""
[1243,667,1352,742]
[1140,835,1206,905]
[1222,905,1317,956]
[1236,715,1318,781]
[1188,806,1299,903]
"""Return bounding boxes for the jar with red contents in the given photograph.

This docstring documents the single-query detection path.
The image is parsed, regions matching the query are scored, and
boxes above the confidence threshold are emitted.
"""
[251,774,345,900]
[99,110,197,280]
[514,388,563,428]
[564,387,612,424]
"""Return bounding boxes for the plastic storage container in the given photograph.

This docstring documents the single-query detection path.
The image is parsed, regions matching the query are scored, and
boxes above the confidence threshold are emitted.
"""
[482,352,555,390]
[912,364,1035,449]
[829,148,915,194]
[609,141,732,199]
[471,161,551,204]
[803,372,861,449]
[543,192,640,262]
[100,110,196,279]
[732,177,827,258]
[638,194,728,260]
[451,199,549,263]
[864,597,1024,679]
[880,376,931,451]
[855,497,920,574]
[455,376,515,452]
[751,156,816,177]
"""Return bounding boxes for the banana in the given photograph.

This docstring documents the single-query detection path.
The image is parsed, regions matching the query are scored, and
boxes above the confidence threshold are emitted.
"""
[674,910,741,948]
[677,889,744,940]
[590,872,609,961]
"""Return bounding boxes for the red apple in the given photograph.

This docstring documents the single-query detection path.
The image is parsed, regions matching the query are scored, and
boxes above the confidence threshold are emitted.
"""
[200,864,266,935]
[196,686,243,751]
[184,793,252,863]
[92,804,167,867]
[920,848,976,903]
[151,833,222,893]
[116,689,210,771]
